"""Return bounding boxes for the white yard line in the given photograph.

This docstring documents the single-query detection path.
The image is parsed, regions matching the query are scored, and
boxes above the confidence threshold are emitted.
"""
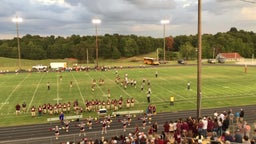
[158,77,196,105]
[72,73,86,107]
[98,72,140,103]
[27,73,45,111]
[0,74,30,111]
[85,72,106,96]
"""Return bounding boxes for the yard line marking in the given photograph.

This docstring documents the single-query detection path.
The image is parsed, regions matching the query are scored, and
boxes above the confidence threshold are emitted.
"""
[27,73,45,111]
[55,74,61,104]
[158,77,196,105]
[0,74,30,111]
[72,73,86,107]
[98,72,139,103]
[84,72,106,96]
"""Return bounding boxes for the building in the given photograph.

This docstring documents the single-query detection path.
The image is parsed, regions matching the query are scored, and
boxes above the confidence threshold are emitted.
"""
[216,52,244,62]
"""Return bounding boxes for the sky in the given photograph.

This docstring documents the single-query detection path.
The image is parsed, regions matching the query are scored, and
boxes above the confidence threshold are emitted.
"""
[0,0,256,39]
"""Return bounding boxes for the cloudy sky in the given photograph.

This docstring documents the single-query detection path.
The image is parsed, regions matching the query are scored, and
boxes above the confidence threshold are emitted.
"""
[0,0,255,39]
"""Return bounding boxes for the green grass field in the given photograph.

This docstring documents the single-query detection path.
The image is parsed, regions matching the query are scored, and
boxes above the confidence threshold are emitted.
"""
[0,65,256,127]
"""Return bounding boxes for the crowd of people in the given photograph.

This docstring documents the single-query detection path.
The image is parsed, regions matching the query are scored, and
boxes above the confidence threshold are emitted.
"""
[54,107,256,144]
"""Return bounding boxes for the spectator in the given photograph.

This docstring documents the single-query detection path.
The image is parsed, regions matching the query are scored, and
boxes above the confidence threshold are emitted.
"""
[243,135,250,144]
[239,108,244,123]
[224,130,234,142]
[233,128,243,143]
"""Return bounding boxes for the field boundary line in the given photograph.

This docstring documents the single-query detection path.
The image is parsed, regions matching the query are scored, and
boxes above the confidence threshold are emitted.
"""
[27,73,45,111]
[72,73,86,107]
[0,74,30,111]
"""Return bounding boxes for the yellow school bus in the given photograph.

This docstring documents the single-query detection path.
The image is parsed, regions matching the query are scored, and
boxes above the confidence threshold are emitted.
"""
[143,57,159,65]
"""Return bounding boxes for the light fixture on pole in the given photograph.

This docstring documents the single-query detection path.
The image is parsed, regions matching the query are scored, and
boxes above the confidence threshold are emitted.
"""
[92,18,101,68]
[12,16,23,70]
[160,19,170,62]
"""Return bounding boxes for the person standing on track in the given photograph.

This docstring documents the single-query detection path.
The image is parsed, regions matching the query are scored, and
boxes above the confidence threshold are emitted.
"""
[101,119,107,134]
[78,122,86,137]
[51,125,60,140]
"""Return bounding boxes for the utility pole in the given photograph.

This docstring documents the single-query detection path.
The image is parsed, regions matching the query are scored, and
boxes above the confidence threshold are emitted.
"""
[197,0,202,119]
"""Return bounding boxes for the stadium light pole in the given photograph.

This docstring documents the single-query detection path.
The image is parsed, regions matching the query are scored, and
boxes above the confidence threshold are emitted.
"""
[12,16,23,70]
[160,19,170,62]
[92,18,101,68]
[197,0,202,119]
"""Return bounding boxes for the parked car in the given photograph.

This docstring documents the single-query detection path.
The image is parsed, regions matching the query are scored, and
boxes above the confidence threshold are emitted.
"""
[98,108,107,117]
[218,58,225,63]
[208,59,216,64]
[177,59,185,64]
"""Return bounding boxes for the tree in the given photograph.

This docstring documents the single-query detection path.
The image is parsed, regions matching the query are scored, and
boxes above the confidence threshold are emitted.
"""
[179,42,196,60]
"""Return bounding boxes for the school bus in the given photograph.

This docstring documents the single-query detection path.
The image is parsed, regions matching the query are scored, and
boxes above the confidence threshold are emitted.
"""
[143,57,159,65]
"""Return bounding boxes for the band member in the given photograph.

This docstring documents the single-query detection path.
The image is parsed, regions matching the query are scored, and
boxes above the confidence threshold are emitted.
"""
[87,116,93,129]
[62,103,67,113]
[50,125,60,140]
[48,104,53,115]
[38,105,42,117]
[101,119,107,134]
[64,120,70,132]
[67,102,71,113]
[53,104,58,114]
[106,115,112,128]
[58,103,62,113]
[106,100,111,110]
[131,98,135,108]
[15,104,21,115]
[121,118,128,132]
[78,122,86,136]
[127,113,132,126]
[118,98,122,109]
[126,98,130,108]
[22,102,26,113]
[42,104,47,114]
[141,115,147,129]
[31,106,36,117]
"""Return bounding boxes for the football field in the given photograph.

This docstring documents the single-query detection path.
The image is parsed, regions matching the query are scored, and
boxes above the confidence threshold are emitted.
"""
[0,65,256,126]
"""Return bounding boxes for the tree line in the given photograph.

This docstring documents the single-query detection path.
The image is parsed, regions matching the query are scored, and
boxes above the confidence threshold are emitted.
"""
[0,27,255,62]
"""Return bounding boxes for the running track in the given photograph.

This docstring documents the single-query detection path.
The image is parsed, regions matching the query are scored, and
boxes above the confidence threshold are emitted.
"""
[0,105,255,144]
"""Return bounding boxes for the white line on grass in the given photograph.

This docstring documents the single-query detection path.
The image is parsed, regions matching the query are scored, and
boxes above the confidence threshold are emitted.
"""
[27,73,45,111]
[0,74,30,111]
[158,77,196,105]
[54,74,62,104]
[72,73,86,107]
[84,72,106,96]
[98,72,139,103]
